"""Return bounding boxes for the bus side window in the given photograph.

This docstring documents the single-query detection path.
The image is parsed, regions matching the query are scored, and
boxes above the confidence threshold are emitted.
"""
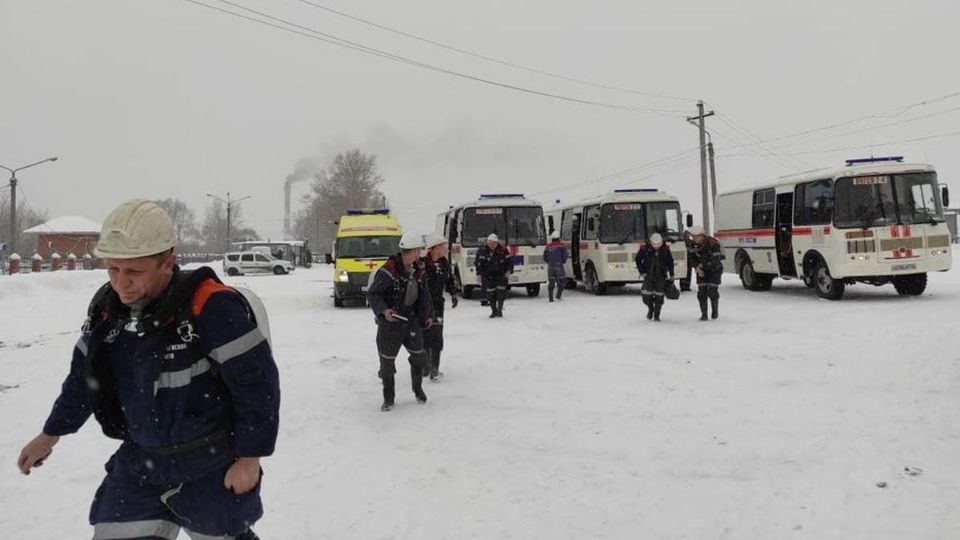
[795,179,833,225]
[752,188,775,228]
[547,215,555,235]
[583,206,600,241]
[561,209,572,240]
[449,212,460,244]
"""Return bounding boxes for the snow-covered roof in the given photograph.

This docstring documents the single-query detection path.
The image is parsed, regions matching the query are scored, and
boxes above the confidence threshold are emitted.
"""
[23,215,102,235]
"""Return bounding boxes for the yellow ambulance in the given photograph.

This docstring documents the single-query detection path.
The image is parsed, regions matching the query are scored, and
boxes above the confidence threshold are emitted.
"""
[331,208,402,307]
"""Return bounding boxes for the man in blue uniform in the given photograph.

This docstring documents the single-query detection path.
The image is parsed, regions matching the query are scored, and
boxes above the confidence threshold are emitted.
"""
[17,199,280,540]
[475,233,514,318]
[422,233,459,381]
[367,231,435,411]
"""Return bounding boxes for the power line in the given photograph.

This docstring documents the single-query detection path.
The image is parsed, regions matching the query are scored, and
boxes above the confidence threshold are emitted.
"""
[707,90,960,152]
[718,128,960,158]
[758,104,960,152]
[711,111,815,170]
[529,147,701,197]
[183,0,688,117]
[286,0,696,104]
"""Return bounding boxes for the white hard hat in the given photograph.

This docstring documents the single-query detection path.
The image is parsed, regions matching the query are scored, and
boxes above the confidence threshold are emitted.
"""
[550,230,561,240]
[399,230,423,250]
[649,233,663,247]
[486,233,499,243]
[93,199,176,259]
[688,225,705,236]
[424,232,446,249]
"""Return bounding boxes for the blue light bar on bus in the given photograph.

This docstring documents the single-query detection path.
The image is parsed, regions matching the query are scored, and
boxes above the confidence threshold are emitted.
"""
[479,193,525,199]
[845,156,904,166]
[346,208,390,215]
[614,188,658,193]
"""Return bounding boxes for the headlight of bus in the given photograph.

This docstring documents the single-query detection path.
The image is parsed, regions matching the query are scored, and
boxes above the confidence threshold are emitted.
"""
[338,269,349,282]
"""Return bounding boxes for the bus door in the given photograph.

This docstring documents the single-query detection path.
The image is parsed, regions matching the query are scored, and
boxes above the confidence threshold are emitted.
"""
[570,211,583,280]
[776,192,797,276]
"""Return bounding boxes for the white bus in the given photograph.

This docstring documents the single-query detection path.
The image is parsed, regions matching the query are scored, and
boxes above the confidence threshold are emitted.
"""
[436,194,549,298]
[714,157,952,299]
[545,189,689,295]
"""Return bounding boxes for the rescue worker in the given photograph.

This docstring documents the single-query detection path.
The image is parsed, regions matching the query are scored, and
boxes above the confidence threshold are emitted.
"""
[367,231,434,411]
[17,199,279,539]
[635,232,674,322]
[687,226,724,321]
[422,232,459,381]
[475,233,514,318]
[543,230,568,302]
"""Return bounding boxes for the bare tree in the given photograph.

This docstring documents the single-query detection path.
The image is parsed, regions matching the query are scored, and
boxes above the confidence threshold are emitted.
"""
[293,149,388,254]
[0,192,49,255]
[155,198,197,244]
[200,200,257,253]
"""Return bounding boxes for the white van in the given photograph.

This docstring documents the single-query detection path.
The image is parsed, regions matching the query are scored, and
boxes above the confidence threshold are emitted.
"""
[223,251,295,276]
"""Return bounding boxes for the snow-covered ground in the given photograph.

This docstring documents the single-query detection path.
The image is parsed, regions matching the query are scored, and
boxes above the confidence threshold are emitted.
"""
[1,255,958,539]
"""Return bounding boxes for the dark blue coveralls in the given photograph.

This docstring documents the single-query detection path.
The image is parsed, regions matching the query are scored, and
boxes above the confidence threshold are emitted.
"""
[42,267,280,539]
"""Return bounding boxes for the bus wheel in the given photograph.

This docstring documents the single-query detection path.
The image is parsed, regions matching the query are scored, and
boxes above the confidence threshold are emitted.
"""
[526,284,541,297]
[334,295,344,308]
[814,261,845,300]
[463,285,474,300]
[585,265,607,295]
[564,278,577,290]
[802,273,815,288]
[738,258,771,291]
[892,273,927,296]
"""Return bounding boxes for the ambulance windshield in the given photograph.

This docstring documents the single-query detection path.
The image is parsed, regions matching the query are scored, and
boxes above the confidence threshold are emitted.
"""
[335,236,401,258]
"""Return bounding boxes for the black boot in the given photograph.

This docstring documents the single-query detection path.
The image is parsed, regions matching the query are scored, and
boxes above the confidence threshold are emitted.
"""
[430,350,443,381]
[412,366,427,403]
[698,294,709,321]
[496,289,506,317]
[710,294,719,320]
[556,284,563,300]
[381,375,395,411]
[653,301,662,322]
[548,283,555,302]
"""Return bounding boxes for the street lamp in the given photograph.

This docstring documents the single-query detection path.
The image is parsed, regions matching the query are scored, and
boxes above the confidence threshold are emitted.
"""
[206,192,251,251]
[1,156,58,255]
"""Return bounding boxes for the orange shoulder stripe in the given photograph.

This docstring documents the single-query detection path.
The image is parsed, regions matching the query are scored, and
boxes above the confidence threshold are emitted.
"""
[192,278,234,317]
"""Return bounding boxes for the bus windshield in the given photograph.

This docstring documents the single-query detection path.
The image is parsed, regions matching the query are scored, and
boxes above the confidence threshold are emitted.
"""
[599,202,682,243]
[834,172,942,228]
[506,206,547,246]
[644,202,683,242]
[335,236,400,259]
[462,207,507,247]
[600,203,643,244]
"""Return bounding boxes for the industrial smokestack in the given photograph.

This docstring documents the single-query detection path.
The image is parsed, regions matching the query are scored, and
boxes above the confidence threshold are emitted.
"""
[283,156,325,238]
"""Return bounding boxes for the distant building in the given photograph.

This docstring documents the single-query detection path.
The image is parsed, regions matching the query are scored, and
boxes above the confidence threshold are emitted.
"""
[23,216,102,258]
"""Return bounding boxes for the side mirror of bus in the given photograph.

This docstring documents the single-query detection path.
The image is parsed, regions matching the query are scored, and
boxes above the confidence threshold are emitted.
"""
[941,184,950,208]
[324,253,333,265]
[685,214,694,228]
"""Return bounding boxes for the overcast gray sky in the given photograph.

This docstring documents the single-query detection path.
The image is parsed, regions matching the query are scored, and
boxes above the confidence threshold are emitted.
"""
[2,0,959,239]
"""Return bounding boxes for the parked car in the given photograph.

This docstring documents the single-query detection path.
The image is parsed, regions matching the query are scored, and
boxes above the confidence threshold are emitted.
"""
[223,251,295,276]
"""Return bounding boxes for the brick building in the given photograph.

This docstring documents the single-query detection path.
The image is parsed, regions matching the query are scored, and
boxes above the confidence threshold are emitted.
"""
[23,216,102,258]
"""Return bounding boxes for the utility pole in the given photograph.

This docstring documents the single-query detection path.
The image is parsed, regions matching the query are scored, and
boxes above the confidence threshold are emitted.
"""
[206,191,251,252]
[707,137,718,212]
[687,102,715,233]
[1,157,58,255]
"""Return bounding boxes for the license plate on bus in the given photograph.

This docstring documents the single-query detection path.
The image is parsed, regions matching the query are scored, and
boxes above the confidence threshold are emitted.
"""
[891,263,916,272]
